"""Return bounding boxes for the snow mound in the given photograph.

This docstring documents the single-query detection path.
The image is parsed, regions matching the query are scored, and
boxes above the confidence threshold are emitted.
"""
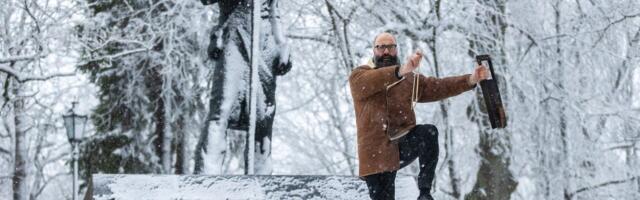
[90,174,418,199]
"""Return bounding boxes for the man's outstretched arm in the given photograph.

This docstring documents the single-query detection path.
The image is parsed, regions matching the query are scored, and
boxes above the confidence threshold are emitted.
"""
[417,74,474,103]
[417,63,490,102]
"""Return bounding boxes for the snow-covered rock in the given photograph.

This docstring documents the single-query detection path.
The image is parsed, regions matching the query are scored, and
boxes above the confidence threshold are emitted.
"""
[89,174,419,200]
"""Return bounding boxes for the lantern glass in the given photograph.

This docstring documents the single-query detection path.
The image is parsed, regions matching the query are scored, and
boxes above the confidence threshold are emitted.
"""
[63,114,88,142]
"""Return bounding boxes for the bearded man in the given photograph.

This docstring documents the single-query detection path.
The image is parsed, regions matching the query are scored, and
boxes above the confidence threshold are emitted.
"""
[349,32,490,200]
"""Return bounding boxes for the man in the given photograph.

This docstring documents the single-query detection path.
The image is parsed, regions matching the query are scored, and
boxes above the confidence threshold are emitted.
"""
[349,32,490,200]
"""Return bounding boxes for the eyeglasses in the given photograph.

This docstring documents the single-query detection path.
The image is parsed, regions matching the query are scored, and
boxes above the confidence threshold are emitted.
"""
[374,44,397,52]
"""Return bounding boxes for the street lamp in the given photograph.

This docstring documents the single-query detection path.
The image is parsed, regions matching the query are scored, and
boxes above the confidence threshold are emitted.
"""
[63,102,87,200]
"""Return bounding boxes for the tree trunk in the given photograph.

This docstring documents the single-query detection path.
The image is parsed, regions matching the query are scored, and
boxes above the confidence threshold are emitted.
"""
[554,2,571,199]
[162,75,173,174]
[12,81,27,200]
[174,116,187,174]
[150,66,171,173]
[325,0,354,71]
[427,0,461,198]
[464,0,517,199]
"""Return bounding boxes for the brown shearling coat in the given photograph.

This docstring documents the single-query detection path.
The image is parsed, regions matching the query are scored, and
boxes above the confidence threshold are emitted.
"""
[349,63,475,177]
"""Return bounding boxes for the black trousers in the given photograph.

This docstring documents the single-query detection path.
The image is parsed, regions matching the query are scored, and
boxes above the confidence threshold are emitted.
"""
[364,124,439,200]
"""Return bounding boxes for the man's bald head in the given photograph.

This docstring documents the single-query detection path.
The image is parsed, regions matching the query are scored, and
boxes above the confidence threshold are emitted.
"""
[373,32,396,47]
[372,32,399,68]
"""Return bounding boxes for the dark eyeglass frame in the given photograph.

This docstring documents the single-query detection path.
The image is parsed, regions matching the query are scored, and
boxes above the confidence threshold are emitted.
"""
[374,44,397,51]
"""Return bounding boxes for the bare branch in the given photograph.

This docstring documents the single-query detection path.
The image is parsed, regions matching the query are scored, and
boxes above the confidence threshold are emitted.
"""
[568,176,638,199]
[0,66,76,83]
[286,34,334,45]
[592,12,640,47]
[31,172,67,199]
[0,147,9,155]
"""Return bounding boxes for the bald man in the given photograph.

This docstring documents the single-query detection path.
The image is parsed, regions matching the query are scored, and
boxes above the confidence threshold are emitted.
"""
[349,32,490,200]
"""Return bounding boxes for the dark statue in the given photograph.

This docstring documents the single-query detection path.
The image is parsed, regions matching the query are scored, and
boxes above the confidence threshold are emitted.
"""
[195,0,292,174]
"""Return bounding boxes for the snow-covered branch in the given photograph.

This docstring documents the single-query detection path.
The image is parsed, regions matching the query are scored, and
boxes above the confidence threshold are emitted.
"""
[74,48,150,73]
[0,54,46,64]
[0,66,75,83]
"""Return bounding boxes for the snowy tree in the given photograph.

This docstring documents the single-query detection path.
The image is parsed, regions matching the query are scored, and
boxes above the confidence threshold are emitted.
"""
[76,0,210,176]
[462,1,517,199]
[0,0,82,199]
[278,0,640,199]
[1,0,639,199]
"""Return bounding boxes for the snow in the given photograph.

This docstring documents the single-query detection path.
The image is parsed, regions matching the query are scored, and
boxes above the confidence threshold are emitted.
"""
[204,121,226,174]
[91,174,415,200]
[2,0,640,199]
[255,137,273,175]
[93,175,265,200]
[202,37,250,174]
[268,0,290,66]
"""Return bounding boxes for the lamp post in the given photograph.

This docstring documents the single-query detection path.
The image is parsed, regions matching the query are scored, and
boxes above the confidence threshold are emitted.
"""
[63,102,87,200]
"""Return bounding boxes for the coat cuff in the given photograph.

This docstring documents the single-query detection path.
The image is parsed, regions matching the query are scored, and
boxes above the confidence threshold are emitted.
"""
[464,74,477,90]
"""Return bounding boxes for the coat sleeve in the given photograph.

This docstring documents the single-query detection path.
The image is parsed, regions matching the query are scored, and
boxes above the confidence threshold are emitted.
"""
[349,65,402,101]
[418,74,475,102]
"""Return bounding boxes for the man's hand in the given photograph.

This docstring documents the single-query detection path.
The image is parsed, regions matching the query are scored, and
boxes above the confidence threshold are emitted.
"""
[468,63,491,86]
[399,50,423,76]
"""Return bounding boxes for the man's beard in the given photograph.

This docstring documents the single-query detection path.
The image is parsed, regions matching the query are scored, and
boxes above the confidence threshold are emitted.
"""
[373,54,399,68]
